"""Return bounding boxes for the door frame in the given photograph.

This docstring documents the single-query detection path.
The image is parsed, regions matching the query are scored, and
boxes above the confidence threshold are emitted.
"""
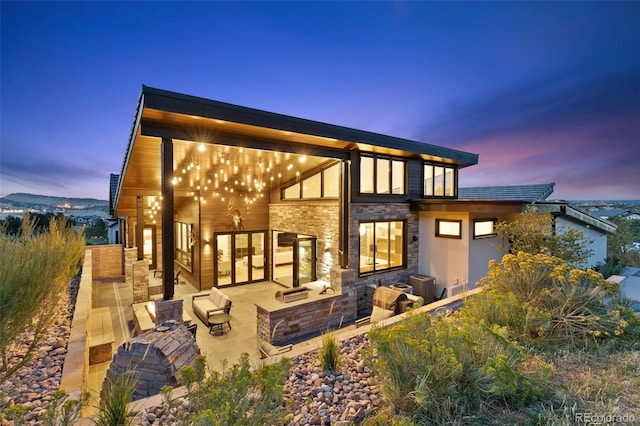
[293,237,317,287]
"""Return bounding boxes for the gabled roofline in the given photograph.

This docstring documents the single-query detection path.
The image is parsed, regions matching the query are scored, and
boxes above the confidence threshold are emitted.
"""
[534,202,617,234]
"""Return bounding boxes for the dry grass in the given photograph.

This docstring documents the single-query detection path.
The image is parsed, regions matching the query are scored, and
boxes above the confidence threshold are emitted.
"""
[484,345,640,425]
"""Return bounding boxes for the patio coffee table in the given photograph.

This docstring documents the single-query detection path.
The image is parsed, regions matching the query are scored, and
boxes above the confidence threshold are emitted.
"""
[208,313,232,335]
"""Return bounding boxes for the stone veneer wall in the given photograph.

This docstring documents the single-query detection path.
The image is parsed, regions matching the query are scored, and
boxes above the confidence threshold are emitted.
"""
[90,244,123,278]
[124,247,137,287]
[256,268,358,345]
[257,293,344,345]
[269,203,340,283]
[154,299,184,326]
[132,260,149,303]
[349,203,420,317]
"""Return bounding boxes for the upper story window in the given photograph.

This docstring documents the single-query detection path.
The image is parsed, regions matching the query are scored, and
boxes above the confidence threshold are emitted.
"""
[360,154,405,195]
[282,163,340,200]
[424,163,456,197]
[359,220,405,275]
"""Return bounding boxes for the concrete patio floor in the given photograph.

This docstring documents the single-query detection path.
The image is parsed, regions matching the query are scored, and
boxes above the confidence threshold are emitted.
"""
[86,272,331,412]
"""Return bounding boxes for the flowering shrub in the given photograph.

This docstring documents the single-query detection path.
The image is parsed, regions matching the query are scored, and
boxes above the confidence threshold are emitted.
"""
[367,312,552,422]
[477,252,639,345]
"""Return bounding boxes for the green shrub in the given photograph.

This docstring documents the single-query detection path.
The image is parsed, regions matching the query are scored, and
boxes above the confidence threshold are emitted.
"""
[92,372,139,426]
[0,214,85,382]
[478,252,640,346]
[318,331,341,372]
[181,353,291,425]
[42,390,89,426]
[367,311,552,422]
[3,404,28,426]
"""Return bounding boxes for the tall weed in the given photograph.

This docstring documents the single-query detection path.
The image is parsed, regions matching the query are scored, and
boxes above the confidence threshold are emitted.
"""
[318,331,341,372]
[0,214,85,382]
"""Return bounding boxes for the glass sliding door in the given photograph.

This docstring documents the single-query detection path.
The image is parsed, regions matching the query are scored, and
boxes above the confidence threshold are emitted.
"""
[143,225,157,270]
[272,230,317,288]
[251,232,265,281]
[216,234,232,286]
[215,231,266,287]
[294,237,316,287]
[272,231,295,287]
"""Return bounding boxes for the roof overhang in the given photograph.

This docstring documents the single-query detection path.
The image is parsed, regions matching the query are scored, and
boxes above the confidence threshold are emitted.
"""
[114,86,479,215]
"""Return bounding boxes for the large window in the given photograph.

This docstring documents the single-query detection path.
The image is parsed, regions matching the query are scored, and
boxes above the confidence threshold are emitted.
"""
[424,164,456,197]
[282,163,340,200]
[175,221,193,270]
[359,220,404,274]
[360,155,405,195]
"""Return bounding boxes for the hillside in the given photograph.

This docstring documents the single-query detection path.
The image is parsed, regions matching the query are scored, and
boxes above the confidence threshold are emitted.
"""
[0,193,108,209]
[0,193,109,219]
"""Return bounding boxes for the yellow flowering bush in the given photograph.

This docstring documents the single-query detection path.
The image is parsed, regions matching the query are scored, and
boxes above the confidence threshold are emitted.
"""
[478,252,638,345]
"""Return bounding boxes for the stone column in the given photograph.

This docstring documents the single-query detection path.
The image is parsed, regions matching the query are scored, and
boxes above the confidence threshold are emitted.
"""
[132,260,149,303]
[331,267,358,322]
[124,247,137,287]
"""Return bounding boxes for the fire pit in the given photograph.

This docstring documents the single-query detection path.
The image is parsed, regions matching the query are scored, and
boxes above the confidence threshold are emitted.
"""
[102,320,199,401]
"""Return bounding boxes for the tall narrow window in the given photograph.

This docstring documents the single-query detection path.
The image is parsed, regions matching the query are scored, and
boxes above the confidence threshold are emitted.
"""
[359,220,404,274]
[376,158,390,194]
[175,221,193,270]
[392,160,405,194]
[323,163,340,197]
[360,156,375,194]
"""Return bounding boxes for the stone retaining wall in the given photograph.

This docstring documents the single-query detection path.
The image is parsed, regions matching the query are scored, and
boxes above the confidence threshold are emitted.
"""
[60,249,92,406]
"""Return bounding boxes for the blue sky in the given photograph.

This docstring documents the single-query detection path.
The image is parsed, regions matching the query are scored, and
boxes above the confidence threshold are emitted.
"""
[1,1,639,201]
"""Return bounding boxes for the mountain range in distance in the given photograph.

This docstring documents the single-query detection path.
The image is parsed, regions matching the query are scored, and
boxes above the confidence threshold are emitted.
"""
[0,193,109,218]
[0,192,637,218]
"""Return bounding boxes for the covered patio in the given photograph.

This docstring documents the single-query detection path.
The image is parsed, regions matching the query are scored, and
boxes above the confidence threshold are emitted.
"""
[86,269,339,411]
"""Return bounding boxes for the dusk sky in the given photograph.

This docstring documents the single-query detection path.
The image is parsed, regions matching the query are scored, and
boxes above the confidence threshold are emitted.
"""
[1,1,639,201]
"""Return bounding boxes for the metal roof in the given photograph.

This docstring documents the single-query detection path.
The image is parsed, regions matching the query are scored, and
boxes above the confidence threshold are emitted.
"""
[458,183,555,202]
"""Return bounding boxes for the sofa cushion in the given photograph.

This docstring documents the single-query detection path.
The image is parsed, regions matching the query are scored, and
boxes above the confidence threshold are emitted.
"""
[194,298,218,315]
[370,306,394,323]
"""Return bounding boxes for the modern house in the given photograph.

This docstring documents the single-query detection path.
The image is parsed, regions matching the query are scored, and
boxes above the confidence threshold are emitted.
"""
[110,86,614,341]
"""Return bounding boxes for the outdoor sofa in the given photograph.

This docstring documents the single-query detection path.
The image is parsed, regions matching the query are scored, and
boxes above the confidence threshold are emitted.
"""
[191,287,232,324]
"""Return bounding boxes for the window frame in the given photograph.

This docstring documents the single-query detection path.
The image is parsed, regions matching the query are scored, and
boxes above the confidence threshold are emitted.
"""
[358,219,406,276]
[424,162,457,198]
[473,218,497,239]
[281,163,340,200]
[359,154,406,196]
[175,221,193,271]
[435,219,462,239]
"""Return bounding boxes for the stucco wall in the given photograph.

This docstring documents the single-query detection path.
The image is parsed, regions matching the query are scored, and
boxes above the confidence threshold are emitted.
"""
[556,216,609,268]
[418,211,470,289]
